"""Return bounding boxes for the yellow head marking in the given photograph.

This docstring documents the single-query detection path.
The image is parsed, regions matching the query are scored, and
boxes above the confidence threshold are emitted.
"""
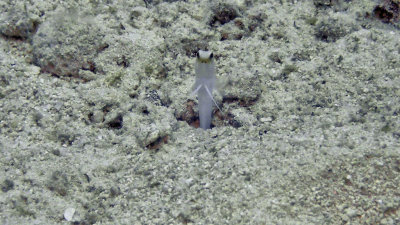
[197,50,213,63]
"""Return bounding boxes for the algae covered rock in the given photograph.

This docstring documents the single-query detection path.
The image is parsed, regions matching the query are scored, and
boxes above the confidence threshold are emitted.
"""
[32,9,107,79]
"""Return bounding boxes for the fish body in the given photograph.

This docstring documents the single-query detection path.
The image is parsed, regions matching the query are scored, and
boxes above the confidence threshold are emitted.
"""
[192,50,220,129]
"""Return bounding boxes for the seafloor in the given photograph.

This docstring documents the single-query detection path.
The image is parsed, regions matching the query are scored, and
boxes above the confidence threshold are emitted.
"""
[1,0,399,224]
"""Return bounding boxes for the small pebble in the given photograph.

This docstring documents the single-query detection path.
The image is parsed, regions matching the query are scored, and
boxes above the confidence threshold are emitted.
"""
[260,117,272,122]
[64,207,75,221]
[345,208,358,218]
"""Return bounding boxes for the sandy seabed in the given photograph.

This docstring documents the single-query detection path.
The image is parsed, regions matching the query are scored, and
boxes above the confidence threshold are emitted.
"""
[0,0,399,224]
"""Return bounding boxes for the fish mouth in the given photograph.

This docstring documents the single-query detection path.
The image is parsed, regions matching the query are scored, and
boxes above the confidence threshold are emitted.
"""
[197,50,213,63]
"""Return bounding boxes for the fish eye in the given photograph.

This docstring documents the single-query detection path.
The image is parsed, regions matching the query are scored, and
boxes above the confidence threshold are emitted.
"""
[196,51,200,58]
[209,52,213,59]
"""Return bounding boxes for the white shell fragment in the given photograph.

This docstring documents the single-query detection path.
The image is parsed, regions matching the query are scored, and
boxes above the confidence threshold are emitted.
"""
[64,207,76,221]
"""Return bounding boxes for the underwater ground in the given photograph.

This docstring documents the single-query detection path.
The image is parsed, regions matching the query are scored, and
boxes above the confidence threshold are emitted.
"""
[1,0,399,224]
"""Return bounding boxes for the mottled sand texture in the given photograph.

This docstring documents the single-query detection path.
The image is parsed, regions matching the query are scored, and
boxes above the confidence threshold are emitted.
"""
[1,0,399,224]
